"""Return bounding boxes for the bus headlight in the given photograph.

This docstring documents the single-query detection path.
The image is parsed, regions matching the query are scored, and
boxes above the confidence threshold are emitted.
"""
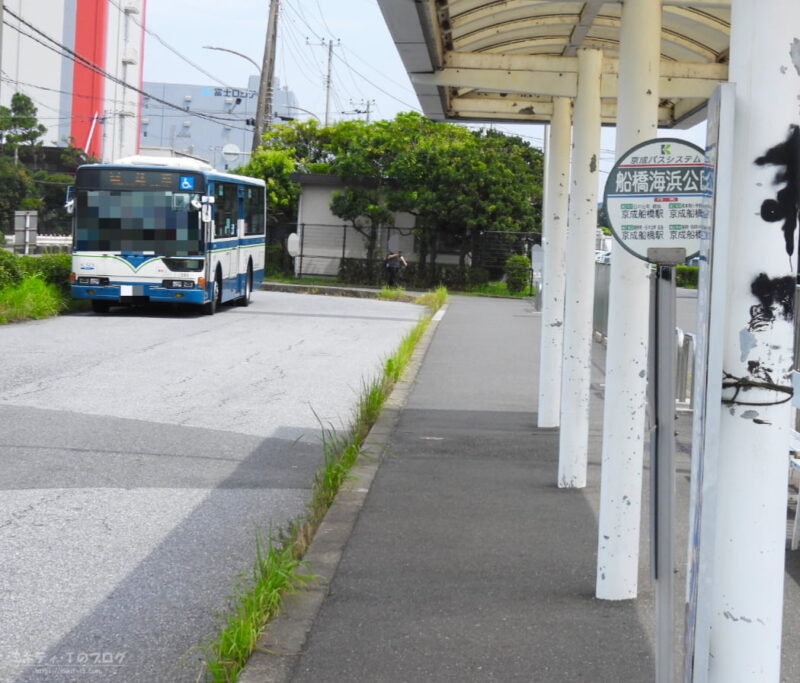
[162,279,194,289]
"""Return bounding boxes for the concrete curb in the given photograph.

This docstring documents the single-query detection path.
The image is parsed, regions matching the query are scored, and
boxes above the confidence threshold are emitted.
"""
[260,282,418,301]
[260,281,536,303]
[237,304,447,683]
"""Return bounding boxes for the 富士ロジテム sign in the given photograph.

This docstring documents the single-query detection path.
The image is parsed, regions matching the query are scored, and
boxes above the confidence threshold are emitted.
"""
[603,138,713,262]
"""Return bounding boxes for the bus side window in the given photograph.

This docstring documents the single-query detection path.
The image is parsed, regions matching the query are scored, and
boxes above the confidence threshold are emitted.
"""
[244,186,265,235]
[214,183,238,238]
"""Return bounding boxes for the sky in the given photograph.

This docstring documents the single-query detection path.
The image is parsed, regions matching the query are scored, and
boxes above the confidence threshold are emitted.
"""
[142,0,706,185]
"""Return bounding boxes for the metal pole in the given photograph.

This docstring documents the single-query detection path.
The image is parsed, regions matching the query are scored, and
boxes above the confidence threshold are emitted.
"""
[703,0,800,679]
[557,49,602,488]
[596,0,661,601]
[538,98,571,428]
[649,260,679,683]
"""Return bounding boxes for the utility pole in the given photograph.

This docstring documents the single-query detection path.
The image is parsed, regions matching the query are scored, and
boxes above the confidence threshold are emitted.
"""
[348,99,375,122]
[309,38,339,126]
[341,99,374,122]
[0,0,4,104]
[252,0,279,152]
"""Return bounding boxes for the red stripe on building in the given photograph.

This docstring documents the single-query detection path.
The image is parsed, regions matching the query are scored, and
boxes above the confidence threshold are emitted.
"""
[71,0,108,160]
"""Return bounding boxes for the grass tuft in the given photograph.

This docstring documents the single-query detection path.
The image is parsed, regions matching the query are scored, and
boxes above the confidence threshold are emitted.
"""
[201,287,448,682]
[0,276,64,324]
[203,532,312,682]
[377,286,414,302]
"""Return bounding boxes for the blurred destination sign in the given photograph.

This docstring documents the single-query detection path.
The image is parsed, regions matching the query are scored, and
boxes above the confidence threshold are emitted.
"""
[603,138,712,263]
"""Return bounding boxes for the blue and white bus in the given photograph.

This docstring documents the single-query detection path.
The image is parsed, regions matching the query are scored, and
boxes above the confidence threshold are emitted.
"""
[69,156,266,314]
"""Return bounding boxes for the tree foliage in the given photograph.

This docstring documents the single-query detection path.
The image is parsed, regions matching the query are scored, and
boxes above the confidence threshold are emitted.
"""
[0,93,47,155]
[0,94,90,235]
[0,156,37,231]
[246,113,543,285]
[237,147,300,226]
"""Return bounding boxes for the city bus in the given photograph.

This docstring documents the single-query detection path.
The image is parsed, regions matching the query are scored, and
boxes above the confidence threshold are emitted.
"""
[68,156,266,314]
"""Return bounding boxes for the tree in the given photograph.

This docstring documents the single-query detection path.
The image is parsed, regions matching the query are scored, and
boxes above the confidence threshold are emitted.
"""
[0,157,37,233]
[247,114,545,287]
[260,119,337,172]
[385,115,543,281]
[33,171,74,234]
[0,93,47,161]
[328,120,399,283]
[237,147,300,227]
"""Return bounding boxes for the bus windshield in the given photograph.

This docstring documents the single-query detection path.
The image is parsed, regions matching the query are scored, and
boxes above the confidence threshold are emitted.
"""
[74,189,202,255]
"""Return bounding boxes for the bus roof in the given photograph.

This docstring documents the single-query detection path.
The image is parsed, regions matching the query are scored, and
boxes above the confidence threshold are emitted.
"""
[78,156,266,188]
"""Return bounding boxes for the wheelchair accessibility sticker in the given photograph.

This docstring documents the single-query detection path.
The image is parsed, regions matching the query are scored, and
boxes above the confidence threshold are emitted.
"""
[179,176,195,190]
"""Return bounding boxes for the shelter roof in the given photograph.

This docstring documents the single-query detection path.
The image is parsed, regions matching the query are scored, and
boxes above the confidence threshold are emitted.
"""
[377,0,731,127]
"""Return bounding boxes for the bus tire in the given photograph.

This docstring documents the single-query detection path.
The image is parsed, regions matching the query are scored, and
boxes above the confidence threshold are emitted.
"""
[91,300,110,314]
[203,273,221,315]
[237,265,252,307]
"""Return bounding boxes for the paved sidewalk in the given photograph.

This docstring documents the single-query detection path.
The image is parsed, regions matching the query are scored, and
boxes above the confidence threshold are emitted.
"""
[241,294,800,682]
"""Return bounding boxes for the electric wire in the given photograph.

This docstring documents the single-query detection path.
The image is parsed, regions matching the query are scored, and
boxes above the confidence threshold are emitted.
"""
[2,8,253,133]
[105,0,229,86]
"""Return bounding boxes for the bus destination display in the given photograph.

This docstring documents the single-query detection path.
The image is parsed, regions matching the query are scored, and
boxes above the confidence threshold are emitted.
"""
[77,168,205,192]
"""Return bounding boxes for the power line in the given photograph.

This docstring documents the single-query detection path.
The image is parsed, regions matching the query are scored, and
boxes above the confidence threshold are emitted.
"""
[331,50,421,113]
[282,0,324,42]
[105,0,229,87]
[2,8,253,134]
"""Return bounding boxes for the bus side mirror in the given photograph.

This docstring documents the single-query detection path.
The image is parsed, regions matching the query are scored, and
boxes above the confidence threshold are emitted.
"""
[64,186,74,214]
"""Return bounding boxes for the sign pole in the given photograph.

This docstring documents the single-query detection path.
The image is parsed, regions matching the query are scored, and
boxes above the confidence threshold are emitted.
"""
[648,249,683,683]
[603,138,711,683]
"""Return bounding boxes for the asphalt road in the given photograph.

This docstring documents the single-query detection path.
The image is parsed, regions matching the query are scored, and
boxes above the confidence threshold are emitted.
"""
[0,292,422,682]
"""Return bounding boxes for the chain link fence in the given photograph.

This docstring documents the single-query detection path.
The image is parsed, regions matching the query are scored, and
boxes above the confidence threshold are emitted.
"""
[267,222,540,290]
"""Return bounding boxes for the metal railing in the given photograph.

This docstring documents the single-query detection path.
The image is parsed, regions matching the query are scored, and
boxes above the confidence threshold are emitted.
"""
[595,263,695,409]
[675,328,696,410]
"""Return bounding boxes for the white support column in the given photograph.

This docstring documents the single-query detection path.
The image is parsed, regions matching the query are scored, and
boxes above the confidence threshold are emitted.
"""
[538,97,572,428]
[704,0,800,679]
[596,0,661,600]
[557,49,601,488]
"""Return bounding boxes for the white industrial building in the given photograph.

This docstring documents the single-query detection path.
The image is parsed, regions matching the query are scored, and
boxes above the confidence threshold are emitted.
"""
[140,77,298,170]
[1,0,146,161]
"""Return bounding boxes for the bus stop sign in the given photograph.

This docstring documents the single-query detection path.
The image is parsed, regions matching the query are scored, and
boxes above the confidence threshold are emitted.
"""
[603,138,712,264]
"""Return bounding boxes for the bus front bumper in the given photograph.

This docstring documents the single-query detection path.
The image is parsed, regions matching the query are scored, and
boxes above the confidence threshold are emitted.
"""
[71,284,206,305]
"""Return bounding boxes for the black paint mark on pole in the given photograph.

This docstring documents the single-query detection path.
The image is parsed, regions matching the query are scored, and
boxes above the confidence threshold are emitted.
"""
[748,272,795,332]
[754,125,800,268]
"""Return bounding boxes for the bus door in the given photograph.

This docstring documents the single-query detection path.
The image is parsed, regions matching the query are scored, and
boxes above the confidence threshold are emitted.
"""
[201,193,215,295]
[211,182,238,298]
[236,185,246,295]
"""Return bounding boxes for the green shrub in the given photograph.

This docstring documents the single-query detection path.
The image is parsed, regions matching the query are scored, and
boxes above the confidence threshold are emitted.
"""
[265,242,287,276]
[676,264,698,289]
[505,253,531,294]
[338,257,373,284]
[18,253,72,294]
[0,249,23,290]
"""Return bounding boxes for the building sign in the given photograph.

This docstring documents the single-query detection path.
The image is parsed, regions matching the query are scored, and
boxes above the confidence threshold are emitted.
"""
[198,87,257,99]
[603,138,712,262]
